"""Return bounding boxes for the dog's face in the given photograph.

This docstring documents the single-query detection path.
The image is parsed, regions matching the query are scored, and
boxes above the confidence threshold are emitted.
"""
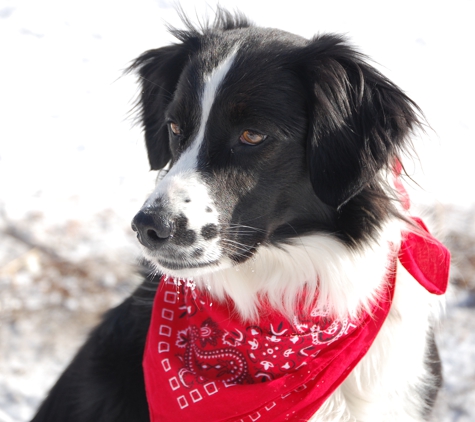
[130,14,419,278]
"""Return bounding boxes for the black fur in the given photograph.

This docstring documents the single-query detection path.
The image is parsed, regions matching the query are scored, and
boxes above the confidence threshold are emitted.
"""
[299,34,421,209]
[31,273,158,422]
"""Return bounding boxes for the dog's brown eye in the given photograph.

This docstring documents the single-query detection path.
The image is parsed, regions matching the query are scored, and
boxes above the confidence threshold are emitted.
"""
[169,122,182,136]
[240,130,267,145]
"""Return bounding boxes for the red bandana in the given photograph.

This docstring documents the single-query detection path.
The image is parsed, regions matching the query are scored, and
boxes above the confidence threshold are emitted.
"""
[142,217,449,422]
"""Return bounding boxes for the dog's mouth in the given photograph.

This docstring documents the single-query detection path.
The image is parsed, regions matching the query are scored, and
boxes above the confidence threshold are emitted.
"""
[147,252,220,272]
[140,236,261,277]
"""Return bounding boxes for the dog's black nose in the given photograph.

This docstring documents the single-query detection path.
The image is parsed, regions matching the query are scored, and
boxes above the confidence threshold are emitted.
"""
[131,209,173,249]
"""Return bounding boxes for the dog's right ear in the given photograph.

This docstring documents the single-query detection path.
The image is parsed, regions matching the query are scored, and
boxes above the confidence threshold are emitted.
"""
[297,35,421,209]
[129,44,192,170]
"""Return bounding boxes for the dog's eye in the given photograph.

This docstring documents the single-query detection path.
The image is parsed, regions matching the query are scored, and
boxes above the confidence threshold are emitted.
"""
[240,130,267,146]
[169,122,182,136]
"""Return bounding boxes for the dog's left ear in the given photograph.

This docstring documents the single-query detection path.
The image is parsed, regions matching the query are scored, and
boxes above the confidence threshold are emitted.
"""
[128,42,195,170]
[299,35,421,209]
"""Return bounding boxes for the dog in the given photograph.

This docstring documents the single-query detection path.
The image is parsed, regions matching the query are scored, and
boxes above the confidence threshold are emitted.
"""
[31,9,449,422]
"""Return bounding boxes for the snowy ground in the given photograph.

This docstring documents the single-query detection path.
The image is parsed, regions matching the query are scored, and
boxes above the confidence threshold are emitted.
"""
[1,0,474,421]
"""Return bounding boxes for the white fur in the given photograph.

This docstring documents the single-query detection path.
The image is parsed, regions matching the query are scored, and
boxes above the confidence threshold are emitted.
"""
[142,170,222,269]
[311,261,443,421]
[185,219,402,322]
[198,50,238,144]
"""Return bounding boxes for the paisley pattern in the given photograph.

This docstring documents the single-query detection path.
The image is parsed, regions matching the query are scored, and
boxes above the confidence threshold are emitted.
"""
[176,318,250,385]
[170,280,356,389]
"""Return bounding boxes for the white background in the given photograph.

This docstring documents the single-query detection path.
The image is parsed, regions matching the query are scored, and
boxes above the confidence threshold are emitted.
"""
[0,0,474,421]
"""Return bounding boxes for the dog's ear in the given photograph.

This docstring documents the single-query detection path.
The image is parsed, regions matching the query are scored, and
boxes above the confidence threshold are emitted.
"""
[129,44,192,170]
[299,35,421,209]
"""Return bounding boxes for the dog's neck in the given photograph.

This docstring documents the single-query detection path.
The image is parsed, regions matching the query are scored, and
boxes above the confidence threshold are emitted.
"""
[165,220,403,323]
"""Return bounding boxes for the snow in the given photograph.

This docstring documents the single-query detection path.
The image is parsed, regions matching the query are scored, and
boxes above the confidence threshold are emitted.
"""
[1,0,474,421]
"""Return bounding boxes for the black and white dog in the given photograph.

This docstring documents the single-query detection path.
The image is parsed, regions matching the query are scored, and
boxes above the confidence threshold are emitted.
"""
[32,10,447,422]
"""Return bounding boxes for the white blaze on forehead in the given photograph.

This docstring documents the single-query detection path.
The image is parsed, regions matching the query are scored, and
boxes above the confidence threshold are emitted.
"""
[166,48,238,178]
[197,49,238,147]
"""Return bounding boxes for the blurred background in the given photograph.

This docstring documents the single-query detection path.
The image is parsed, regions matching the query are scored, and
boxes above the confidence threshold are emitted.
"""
[0,0,474,421]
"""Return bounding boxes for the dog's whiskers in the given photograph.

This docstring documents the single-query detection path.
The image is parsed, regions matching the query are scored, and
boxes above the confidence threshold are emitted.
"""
[220,239,254,255]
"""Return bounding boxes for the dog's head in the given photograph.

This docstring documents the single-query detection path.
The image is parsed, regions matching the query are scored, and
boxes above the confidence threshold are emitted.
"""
[130,10,421,279]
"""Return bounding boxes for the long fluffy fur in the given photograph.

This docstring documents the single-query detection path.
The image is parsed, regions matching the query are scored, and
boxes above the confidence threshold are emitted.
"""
[184,220,401,322]
[313,262,443,421]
